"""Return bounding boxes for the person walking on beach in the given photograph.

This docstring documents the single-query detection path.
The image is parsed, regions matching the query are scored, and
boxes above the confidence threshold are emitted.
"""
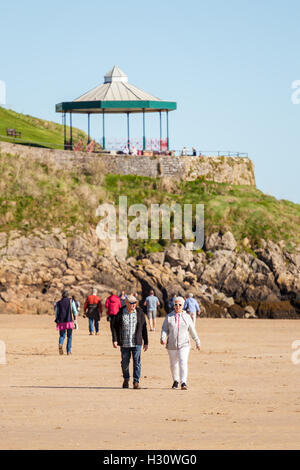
[144,290,160,332]
[55,289,78,355]
[119,290,127,307]
[105,290,122,323]
[110,295,148,389]
[160,296,200,390]
[184,293,200,325]
[72,296,80,314]
[168,293,177,313]
[83,288,102,335]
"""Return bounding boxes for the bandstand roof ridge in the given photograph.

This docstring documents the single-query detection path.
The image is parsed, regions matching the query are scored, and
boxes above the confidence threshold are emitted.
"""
[104,65,129,83]
[56,66,177,114]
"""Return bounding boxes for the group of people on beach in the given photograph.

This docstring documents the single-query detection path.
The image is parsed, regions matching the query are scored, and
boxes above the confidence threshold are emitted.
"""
[54,287,201,390]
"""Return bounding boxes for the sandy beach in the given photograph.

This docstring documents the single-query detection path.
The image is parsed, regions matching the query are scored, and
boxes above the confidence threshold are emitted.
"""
[0,314,299,450]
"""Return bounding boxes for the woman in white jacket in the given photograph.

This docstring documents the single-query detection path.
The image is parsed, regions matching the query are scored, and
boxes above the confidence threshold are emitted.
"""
[160,296,201,390]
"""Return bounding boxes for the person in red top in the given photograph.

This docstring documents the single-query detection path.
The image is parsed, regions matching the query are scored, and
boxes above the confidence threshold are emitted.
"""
[105,290,122,323]
[83,288,103,335]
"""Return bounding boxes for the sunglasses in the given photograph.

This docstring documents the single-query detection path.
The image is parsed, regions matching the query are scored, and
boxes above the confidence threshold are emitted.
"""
[129,302,137,305]
[174,303,182,306]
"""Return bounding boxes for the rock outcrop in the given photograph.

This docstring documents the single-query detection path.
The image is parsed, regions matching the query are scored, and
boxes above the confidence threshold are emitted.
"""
[0,228,299,319]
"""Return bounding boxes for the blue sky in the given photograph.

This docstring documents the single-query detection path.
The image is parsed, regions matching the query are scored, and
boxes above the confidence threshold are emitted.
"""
[1,0,300,203]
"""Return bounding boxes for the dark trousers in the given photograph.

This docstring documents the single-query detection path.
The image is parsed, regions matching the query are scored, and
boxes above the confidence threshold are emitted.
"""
[121,346,142,383]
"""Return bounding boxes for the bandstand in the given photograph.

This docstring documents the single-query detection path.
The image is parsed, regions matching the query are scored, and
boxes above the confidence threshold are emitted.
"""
[55,66,177,153]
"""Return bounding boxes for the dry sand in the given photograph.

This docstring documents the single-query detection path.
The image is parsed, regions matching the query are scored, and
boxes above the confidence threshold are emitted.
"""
[0,314,299,450]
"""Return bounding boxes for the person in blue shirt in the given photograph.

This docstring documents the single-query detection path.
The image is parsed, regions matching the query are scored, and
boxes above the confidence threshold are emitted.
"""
[183,293,200,325]
[168,293,177,313]
[144,290,160,332]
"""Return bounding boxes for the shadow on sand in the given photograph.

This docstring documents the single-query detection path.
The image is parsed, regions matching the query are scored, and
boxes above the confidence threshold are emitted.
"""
[9,385,159,390]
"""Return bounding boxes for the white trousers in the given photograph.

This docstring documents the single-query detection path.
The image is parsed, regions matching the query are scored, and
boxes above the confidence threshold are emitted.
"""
[189,312,196,325]
[167,347,190,384]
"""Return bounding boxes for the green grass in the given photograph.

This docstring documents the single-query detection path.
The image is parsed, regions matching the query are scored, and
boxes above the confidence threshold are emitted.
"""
[0,152,299,256]
[103,175,300,253]
[0,152,106,236]
[0,106,90,149]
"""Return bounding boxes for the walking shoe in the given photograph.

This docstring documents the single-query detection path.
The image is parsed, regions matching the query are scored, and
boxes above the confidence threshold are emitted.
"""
[133,382,141,389]
[59,345,63,355]
[122,379,129,389]
[67,352,72,355]
[172,381,179,389]
[181,383,188,390]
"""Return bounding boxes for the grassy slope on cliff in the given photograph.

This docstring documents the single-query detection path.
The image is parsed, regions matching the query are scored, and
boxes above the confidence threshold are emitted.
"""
[105,174,300,255]
[0,152,106,236]
[0,151,299,256]
[0,106,89,149]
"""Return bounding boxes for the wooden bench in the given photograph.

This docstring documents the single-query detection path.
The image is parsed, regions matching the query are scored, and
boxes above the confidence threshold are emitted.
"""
[6,128,22,138]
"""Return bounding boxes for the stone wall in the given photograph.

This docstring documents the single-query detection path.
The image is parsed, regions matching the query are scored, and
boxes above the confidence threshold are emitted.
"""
[0,141,255,186]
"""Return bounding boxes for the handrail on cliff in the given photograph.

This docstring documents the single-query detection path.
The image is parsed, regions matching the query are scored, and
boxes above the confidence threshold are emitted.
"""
[174,149,248,157]
[0,135,248,158]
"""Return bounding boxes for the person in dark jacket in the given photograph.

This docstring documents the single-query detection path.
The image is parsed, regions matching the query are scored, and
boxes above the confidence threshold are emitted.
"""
[168,293,177,313]
[110,295,148,389]
[119,290,127,308]
[55,289,78,355]
[83,288,103,335]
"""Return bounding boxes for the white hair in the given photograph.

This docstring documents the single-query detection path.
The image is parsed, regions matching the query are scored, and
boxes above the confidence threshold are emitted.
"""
[188,293,193,297]
[174,296,185,306]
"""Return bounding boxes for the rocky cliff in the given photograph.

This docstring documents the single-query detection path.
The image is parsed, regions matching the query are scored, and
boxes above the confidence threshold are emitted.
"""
[0,141,255,185]
[0,228,299,319]
[0,143,298,318]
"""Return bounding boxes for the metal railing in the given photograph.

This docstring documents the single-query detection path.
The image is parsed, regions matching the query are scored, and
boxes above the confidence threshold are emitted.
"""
[174,149,248,157]
[0,135,248,158]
